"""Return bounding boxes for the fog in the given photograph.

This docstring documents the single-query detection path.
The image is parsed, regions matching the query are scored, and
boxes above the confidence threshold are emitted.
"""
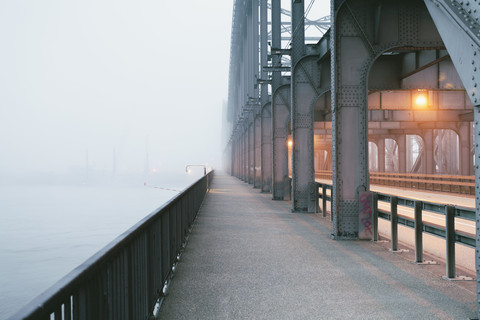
[0,1,233,184]
[0,1,331,185]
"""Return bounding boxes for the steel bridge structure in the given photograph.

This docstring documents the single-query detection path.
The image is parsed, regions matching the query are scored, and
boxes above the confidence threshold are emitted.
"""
[223,0,480,315]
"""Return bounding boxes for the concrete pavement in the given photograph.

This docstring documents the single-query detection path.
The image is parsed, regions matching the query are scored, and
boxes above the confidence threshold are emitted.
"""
[158,172,476,319]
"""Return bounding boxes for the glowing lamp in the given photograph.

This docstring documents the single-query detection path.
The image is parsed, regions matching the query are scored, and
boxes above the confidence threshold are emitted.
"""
[414,90,428,108]
[287,140,293,147]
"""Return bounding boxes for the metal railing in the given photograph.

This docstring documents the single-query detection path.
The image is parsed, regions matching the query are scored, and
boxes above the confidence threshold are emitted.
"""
[316,170,475,195]
[315,181,475,279]
[10,171,214,320]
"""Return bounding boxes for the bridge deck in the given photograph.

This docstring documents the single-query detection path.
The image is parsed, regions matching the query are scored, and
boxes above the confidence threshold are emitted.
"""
[158,172,476,319]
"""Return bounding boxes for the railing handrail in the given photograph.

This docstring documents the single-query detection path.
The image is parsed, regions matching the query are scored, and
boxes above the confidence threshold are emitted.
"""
[10,171,214,320]
[314,170,475,195]
[315,169,474,180]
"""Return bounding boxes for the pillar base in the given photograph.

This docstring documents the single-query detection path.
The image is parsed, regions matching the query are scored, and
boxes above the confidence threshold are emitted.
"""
[330,233,358,240]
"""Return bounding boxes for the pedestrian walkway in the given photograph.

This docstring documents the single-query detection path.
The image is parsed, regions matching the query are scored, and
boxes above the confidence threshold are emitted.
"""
[158,172,476,319]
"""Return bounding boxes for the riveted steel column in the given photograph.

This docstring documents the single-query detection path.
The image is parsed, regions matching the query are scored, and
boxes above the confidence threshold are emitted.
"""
[235,132,242,179]
[291,0,305,66]
[271,0,290,200]
[231,139,234,176]
[261,103,272,192]
[246,3,253,103]
[260,0,272,192]
[252,0,261,188]
[230,138,234,176]
[237,137,240,178]
[235,137,240,177]
[331,1,370,239]
[235,135,238,177]
[291,0,316,212]
[254,113,262,188]
[244,128,248,181]
[244,130,247,180]
[236,134,240,178]
[240,132,244,180]
[271,0,281,90]
[252,0,259,102]
[249,121,254,184]
[272,84,291,200]
[238,136,242,178]
[238,133,242,179]
[239,134,243,179]
[291,54,319,212]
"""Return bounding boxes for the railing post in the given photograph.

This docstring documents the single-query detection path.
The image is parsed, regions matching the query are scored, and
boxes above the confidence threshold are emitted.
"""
[414,201,423,263]
[390,196,398,251]
[322,184,327,217]
[329,186,333,222]
[445,205,456,279]
[315,183,320,213]
[372,193,378,242]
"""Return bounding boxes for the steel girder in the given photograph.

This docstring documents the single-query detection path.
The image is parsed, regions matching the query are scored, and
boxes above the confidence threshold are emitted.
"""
[331,0,444,239]
[424,0,480,105]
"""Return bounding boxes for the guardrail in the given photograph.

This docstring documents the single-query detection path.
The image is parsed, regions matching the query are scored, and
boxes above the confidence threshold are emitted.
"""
[315,181,475,279]
[315,170,475,195]
[10,171,214,320]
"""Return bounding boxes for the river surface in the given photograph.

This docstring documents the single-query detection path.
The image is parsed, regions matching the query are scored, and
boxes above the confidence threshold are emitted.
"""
[0,177,196,319]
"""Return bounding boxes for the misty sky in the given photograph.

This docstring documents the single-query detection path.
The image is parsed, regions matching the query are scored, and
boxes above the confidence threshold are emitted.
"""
[0,1,330,180]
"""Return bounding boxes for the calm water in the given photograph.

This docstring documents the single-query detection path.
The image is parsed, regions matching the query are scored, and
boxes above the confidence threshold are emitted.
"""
[0,180,193,319]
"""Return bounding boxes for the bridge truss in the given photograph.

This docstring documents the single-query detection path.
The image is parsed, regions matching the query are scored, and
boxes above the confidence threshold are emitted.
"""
[224,0,480,317]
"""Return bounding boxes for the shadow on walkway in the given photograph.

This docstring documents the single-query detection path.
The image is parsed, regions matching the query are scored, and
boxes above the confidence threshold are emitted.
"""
[158,172,476,319]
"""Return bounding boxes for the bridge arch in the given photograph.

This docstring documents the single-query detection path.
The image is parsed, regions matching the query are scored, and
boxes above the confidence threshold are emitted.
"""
[332,0,444,238]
